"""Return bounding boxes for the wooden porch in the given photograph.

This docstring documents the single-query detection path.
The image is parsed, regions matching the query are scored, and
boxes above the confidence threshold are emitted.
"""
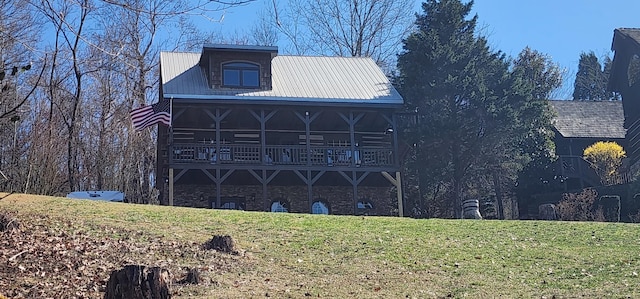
[158,104,404,215]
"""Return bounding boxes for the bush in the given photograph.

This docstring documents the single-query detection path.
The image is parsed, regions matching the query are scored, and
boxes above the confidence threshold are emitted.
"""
[583,141,626,185]
[557,188,605,221]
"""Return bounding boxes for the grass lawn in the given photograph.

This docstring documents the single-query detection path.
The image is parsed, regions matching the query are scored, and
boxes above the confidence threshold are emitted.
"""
[1,192,639,298]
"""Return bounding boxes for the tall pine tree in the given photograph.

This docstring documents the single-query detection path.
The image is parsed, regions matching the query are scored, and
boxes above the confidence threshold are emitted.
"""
[396,0,557,218]
[573,51,616,101]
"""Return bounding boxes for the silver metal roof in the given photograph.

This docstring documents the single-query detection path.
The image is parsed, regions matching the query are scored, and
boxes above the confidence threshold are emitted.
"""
[160,51,403,105]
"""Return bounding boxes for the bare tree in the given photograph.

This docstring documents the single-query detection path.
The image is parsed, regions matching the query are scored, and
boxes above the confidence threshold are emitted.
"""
[0,0,254,197]
[270,0,415,70]
[0,0,44,191]
[251,7,279,46]
[91,0,256,202]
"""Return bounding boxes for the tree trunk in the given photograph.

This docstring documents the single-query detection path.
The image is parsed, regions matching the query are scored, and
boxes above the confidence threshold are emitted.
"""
[492,170,504,219]
[104,265,171,299]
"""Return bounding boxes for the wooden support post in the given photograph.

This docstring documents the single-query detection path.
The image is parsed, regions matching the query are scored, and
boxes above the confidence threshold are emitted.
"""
[382,171,403,217]
[216,168,221,209]
[396,171,403,217]
[168,168,174,206]
[352,170,358,213]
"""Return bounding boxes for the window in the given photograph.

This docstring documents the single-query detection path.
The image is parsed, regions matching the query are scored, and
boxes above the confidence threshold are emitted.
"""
[357,201,373,210]
[311,200,329,215]
[357,200,374,215]
[223,62,260,88]
[271,200,289,213]
[217,197,245,210]
[221,202,238,209]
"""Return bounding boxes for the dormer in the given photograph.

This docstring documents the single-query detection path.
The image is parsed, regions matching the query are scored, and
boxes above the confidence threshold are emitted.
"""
[199,44,278,90]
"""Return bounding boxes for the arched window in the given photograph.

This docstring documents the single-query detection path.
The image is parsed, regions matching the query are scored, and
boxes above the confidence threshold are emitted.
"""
[311,200,329,215]
[357,200,373,210]
[270,200,289,213]
[222,62,260,88]
[357,199,374,215]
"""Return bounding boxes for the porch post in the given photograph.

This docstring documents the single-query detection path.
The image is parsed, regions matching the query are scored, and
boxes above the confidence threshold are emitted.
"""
[305,112,311,166]
[216,168,221,209]
[349,112,356,167]
[168,168,174,206]
[396,171,403,217]
[307,169,313,211]
[262,169,268,210]
[352,170,358,213]
[382,171,403,217]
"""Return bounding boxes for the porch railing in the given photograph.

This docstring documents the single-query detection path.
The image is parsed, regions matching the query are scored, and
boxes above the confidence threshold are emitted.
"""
[170,143,395,167]
[557,155,633,186]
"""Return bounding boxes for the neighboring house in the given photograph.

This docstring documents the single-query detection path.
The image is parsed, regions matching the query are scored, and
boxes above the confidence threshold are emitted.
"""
[156,44,404,216]
[609,28,640,173]
[549,100,627,190]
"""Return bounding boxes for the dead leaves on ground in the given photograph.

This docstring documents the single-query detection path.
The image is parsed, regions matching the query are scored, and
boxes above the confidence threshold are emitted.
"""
[0,210,248,298]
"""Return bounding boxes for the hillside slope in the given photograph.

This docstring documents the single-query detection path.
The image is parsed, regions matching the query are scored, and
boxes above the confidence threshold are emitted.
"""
[1,193,639,298]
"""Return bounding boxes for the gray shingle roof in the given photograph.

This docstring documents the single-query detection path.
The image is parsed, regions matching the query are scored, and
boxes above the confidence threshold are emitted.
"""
[612,28,640,50]
[160,52,403,105]
[550,100,625,139]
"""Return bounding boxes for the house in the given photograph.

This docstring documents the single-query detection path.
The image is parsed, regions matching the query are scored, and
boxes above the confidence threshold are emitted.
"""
[155,44,404,216]
[518,100,627,219]
[609,28,640,173]
[549,100,627,190]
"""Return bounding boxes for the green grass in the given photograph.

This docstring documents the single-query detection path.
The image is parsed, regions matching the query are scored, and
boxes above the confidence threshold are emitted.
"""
[2,193,640,298]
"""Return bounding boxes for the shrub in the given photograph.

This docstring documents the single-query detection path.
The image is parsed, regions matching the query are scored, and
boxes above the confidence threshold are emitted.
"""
[557,188,605,221]
[583,141,626,185]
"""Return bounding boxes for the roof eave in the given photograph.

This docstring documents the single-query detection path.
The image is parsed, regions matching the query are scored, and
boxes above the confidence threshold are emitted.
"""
[163,93,404,108]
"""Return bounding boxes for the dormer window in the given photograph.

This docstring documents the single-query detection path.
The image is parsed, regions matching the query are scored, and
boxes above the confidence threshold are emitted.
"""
[222,62,260,88]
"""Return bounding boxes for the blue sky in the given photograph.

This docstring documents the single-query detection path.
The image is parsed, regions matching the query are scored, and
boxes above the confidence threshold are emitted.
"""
[214,0,640,99]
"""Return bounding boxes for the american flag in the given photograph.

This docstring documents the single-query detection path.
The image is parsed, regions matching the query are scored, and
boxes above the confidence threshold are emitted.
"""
[130,98,171,131]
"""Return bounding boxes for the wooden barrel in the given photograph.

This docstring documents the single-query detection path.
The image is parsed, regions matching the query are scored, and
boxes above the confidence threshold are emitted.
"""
[462,199,482,219]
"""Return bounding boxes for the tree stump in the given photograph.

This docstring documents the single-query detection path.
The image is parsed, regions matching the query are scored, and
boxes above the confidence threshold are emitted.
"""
[104,265,171,299]
[203,235,237,254]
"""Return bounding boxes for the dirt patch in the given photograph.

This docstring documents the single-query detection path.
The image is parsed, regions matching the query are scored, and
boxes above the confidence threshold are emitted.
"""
[203,235,238,255]
[0,214,250,298]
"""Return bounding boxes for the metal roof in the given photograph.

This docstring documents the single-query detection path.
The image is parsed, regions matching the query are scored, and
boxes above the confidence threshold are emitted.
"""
[550,100,625,139]
[160,51,403,105]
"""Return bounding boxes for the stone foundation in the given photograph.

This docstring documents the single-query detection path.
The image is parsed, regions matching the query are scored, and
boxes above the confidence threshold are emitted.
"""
[170,184,395,216]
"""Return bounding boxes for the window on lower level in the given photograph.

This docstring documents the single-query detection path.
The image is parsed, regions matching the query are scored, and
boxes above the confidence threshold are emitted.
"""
[217,197,245,210]
[271,200,289,213]
[311,200,330,215]
[357,200,373,210]
[221,202,238,209]
[357,200,374,215]
[223,62,259,88]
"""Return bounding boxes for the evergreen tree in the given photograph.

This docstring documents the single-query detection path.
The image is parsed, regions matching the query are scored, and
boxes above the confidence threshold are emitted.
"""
[573,51,615,101]
[396,0,557,218]
[397,0,509,218]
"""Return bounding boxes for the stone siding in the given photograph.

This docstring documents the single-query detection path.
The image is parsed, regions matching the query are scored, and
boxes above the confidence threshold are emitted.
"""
[171,184,395,216]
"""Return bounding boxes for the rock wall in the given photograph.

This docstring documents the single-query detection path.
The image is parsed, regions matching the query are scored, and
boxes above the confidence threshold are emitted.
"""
[171,184,395,216]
